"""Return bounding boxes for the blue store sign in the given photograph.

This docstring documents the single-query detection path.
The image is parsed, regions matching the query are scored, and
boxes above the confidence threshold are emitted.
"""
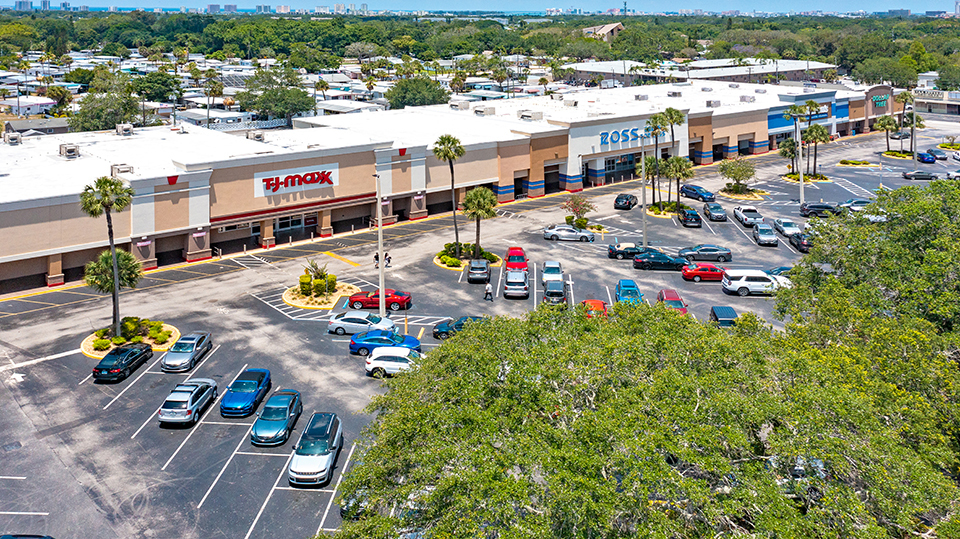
[600,126,652,146]
[871,94,890,108]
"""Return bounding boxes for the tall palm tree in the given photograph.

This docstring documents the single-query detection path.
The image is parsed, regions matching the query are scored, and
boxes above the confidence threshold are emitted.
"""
[461,187,498,258]
[79,177,135,338]
[664,156,695,213]
[314,79,329,115]
[895,92,914,152]
[660,107,685,203]
[433,135,466,258]
[205,78,223,127]
[783,104,807,174]
[646,113,668,210]
[806,123,830,177]
[873,115,898,152]
[538,77,549,94]
[802,100,821,172]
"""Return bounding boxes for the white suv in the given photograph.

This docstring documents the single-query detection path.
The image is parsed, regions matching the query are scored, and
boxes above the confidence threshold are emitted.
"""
[365,346,421,377]
[722,269,792,297]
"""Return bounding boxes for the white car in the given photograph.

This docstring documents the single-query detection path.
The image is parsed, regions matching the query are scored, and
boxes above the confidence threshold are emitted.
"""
[722,269,792,297]
[288,412,342,487]
[327,311,396,335]
[365,346,421,377]
[946,169,960,180]
[953,152,960,162]
[772,219,802,236]
[541,261,564,286]
[733,205,764,227]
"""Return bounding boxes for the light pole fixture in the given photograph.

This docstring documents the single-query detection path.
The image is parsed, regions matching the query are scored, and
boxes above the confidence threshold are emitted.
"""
[796,119,805,206]
[373,173,385,318]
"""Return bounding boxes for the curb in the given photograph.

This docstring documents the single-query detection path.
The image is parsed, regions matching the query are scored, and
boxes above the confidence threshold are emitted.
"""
[836,163,873,167]
[780,176,832,184]
[281,284,361,310]
[80,324,180,359]
[433,257,465,271]
[644,209,680,219]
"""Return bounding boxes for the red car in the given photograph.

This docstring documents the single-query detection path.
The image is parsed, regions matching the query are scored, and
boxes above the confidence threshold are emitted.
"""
[681,262,726,283]
[580,299,608,318]
[656,289,688,315]
[348,289,412,311]
[505,247,529,271]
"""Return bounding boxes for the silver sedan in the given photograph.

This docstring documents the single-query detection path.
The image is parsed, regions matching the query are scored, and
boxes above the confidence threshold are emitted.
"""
[159,378,218,425]
[327,311,396,335]
[772,219,802,237]
[543,224,595,242]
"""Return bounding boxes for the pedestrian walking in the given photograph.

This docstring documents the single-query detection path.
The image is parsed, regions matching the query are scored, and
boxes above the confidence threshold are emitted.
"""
[484,282,493,301]
[374,252,379,268]
[385,252,392,267]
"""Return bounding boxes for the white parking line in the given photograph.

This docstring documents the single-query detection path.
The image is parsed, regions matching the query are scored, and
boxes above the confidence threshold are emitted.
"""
[703,220,717,235]
[318,442,357,534]
[235,451,291,457]
[567,278,575,306]
[605,286,613,305]
[78,373,92,385]
[733,225,754,243]
[645,298,651,306]
[0,348,80,374]
[203,421,253,426]
[457,267,464,283]
[0,476,27,480]
[103,353,167,411]
[532,262,537,300]
[243,451,296,539]
[161,363,248,470]
[782,241,798,255]
[495,265,503,298]
[0,511,49,516]
[197,420,258,508]
[275,486,334,492]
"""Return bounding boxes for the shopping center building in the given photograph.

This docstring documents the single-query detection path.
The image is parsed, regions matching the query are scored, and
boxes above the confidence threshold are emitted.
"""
[0,80,903,293]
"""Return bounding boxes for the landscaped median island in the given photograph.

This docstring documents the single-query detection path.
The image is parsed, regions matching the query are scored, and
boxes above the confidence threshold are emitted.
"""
[282,258,359,309]
[781,173,831,183]
[838,160,872,167]
[645,201,692,217]
[81,317,180,359]
[883,150,915,159]
[434,242,502,270]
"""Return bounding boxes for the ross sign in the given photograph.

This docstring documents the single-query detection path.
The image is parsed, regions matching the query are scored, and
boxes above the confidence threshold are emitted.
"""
[136,240,152,247]
[600,127,643,146]
[871,94,890,108]
[254,164,339,198]
[192,231,206,238]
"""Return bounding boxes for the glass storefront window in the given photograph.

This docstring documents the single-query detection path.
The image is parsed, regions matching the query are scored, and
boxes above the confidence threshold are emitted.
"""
[277,215,303,230]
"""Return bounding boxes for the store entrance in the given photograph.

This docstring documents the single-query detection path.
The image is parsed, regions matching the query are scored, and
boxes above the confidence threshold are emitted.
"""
[273,214,312,244]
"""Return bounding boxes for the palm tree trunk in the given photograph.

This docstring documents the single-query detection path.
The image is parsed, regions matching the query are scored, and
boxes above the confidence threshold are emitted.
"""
[654,137,661,210]
[813,143,818,177]
[449,160,460,258]
[885,132,890,152]
[805,142,811,174]
[106,209,121,337]
[474,217,481,259]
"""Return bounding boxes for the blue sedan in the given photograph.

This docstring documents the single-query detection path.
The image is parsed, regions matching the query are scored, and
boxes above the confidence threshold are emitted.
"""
[220,368,271,417]
[350,329,421,357]
[679,184,716,202]
[615,279,644,304]
[251,389,303,446]
[917,152,937,163]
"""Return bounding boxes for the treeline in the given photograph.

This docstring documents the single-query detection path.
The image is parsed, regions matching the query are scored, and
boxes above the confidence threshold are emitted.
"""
[3,13,960,87]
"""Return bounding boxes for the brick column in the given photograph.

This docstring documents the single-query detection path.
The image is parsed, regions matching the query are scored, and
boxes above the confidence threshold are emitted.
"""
[46,253,64,286]
[409,194,428,220]
[260,219,276,249]
[184,227,212,262]
[317,210,333,237]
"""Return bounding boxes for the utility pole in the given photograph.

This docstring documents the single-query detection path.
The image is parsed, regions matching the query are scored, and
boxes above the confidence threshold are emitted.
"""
[796,121,804,206]
[373,174,385,318]
[641,136,648,248]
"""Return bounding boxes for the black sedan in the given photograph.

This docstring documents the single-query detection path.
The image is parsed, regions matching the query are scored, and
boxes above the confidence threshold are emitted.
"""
[92,343,153,382]
[678,209,702,227]
[677,244,732,263]
[614,193,639,210]
[927,148,949,160]
[789,233,812,253]
[607,243,661,260]
[902,170,938,180]
[433,316,484,340]
[633,252,689,271]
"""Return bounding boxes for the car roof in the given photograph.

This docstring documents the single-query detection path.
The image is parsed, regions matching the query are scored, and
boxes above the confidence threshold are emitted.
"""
[236,369,267,382]
[507,246,525,253]
[738,205,758,210]
[371,346,416,359]
[545,281,564,290]
[469,259,488,266]
[505,269,527,277]
[165,391,192,402]
[617,279,638,287]
[614,242,636,249]
[265,393,294,406]
[364,329,394,337]
[756,223,773,229]
[180,378,216,388]
[724,269,770,277]
[659,289,681,300]
[691,262,719,268]
[710,306,738,318]
[304,412,336,438]
[544,261,561,268]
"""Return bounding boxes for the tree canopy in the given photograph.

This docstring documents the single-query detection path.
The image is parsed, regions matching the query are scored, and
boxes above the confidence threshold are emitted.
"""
[68,69,138,132]
[130,70,181,103]
[384,77,449,110]
[236,64,313,125]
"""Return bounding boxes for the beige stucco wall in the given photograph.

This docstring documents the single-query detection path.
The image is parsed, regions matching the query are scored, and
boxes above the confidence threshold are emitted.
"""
[0,201,132,261]
[154,184,191,232]
[529,134,569,187]
[712,110,768,143]
[425,145,499,190]
[498,141,531,187]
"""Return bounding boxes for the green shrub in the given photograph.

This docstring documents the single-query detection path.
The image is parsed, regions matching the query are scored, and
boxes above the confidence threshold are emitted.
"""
[120,316,141,340]
[939,143,960,150]
[444,257,462,268]
[111,336,127,345]
[299,274,312,295]
[154,331,171,345]
[565,215,575,226]
[574,217,588,229]
[95,328,110,339]
[130,336,144,343]
[312,278,328,297]
[326,274,337,292]
[149,321,164,332]
[482,252,498,263]
[93,338,112,351]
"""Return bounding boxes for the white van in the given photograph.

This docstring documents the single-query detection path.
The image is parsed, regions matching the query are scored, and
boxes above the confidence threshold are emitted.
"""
[722,269,792,297]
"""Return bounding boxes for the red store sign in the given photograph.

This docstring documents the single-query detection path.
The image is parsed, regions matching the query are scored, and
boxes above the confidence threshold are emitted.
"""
[254,164,339,198]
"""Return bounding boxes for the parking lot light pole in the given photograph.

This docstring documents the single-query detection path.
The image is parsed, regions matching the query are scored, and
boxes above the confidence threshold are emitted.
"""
[641,138,647,249]
[373,174,385,318]
[796,121,804,206]
[908,105,917,167]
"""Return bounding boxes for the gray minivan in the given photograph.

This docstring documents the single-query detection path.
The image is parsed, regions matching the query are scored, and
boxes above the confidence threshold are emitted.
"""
[503,270,529,298]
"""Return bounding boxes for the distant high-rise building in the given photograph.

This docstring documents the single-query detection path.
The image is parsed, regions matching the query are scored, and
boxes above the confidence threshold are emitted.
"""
[888,8,910,16]
[153,7,162,12]
[956,0,960,15]
[107,5,116,11]
[348,3,355,11]
[926,10,945,16]
[79,4,87,10]
[256,4,270,12]
[14,0,32,10]
[224,4,236,12]
[316,5,329,12]
[40,0,50,9]
[60,1,68,8]
[360,2,366,11]
[334,3,344,13]
[276,5,290,12]
[206,4,219,12]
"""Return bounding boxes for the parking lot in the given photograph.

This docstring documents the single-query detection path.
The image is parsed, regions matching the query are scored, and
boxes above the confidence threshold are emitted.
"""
[0,122,957,539]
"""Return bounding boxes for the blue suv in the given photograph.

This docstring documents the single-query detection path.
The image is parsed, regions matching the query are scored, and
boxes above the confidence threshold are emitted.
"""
[615,279,644,304]
[679,184,715,202]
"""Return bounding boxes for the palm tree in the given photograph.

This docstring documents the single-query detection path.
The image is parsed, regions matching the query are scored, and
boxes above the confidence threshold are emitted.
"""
[805,123,830,177]
[783,104,807,174]
[802,100,821,172]
[313,79,329,115]
[664,156,694,213]
[433,135,466,259]
[461,187,498,258]
[363,76,376,92]
[874,115,898,152]
[79,177,135,338]
[778,138,797,173]
[205,78,223,127]
[660,107,685,203]
[646,113,668,210]
[538,76,549,94]
[895,92,914,152]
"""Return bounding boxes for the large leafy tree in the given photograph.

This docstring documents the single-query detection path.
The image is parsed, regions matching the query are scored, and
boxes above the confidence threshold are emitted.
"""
[79,177,135,338]
[433,135,465,258]
[461,187,498,259]
[130,71,181,104]
[236,64,313,126]
[384,77,449,110]
[938,64,960,92]
[68,70,138,132]
[718,155,755,194]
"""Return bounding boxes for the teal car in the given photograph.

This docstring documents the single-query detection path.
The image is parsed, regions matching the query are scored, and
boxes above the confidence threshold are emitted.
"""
[615,279,644,304]
[251,389,303,446]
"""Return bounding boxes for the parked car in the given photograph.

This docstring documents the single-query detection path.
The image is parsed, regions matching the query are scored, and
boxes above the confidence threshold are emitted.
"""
[607,243,661,260]
[327,312,396,336]
[615,279,644,304]
[633,252,688,271]
[709,306,739,328]
[946,169,960,180]
[504,247,529,271]
[733,205,764,227]
[251,389,303,446]
[702,202,727,221]
[839,198,872,212]
[503,270,530,299]
[916,152,937,163]
[366,347,422,377]
[679,184,715,202]
[160,331,212,373]
[927,148,948,160]
[682,262,726,282]
[765,266,793,276]
[722,269,792,296]
[799,202,839,217]
[541,261,564,286]
[464,259,491,283]
[678,244,732,263]
[580,299,608,318]
[92,343,153,382]
[890,131,910,140]
[614,193,638,209]
[288,412,342,486]
[158,378,218,426]
[954,152,960,162]
[678,209,702,227]
[542,224,594,242]
[432,316,483,340]
[657,289,688,315]
[902,170,938,180]
[542,281,567,306]
[753,224,779,246]
[220,368,271,417]
[772,219,802,237]
[789,233,813,253]
[348,289,412,311]
[349,329,420,357]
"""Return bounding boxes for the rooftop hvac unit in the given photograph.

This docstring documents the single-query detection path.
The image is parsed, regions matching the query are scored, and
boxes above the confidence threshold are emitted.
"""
[667,91,682,97]
[518,110,543,121]
[635,94,648,101]
[449,101,470,110]
[116,123,133,136]
[803,88,816,93]
[728,83,740,88]
[706,100,721,108]
[701,87,713,92]
[564,100,578,107]
[247,130,265,141]
[755,88,767,94]
[740,95,756,103]
[474,106,496,116]
[3,132,21,145]
[59,143,79,159]
[551,93,564,100]
[111,164,134,176]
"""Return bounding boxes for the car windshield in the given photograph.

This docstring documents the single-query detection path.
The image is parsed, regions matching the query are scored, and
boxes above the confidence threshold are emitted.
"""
[620,289,640,298]
[544,266,561,274]
[230,380,259,393]
[169,341,195,353]
[780,221,796,228]
[708,204,721,210]
[298,438,331,455]
[367,315,381,324]
[546,290,564,297]
[757,226,773,233]
[508,255,524,262]
[260,406,288,421]
[388,333,405,344]
[98,354,122,367]
[162,400,187,410]
[664,300,685,308]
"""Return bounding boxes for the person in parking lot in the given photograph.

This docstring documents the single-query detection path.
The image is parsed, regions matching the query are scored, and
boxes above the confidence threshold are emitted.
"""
[484,282,493,301]
[374,252,379,268]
